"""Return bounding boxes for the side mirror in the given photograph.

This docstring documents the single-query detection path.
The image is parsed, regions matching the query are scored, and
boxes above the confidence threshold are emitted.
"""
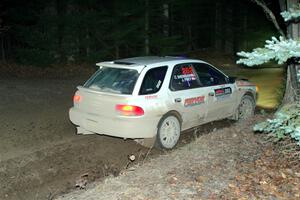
[228,77,236,84]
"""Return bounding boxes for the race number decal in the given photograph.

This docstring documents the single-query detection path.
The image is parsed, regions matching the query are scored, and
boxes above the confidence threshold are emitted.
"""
[184,96,205,107]
[174,65,196,82]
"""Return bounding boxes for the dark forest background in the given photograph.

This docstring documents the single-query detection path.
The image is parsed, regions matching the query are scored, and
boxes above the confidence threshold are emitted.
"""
[0,0,280,66]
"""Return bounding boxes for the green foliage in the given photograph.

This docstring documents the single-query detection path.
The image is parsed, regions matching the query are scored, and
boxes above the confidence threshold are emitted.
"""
[237,37,300,66]
[254,104,300,147]
[237,2,300,67]
[281,3,300,22]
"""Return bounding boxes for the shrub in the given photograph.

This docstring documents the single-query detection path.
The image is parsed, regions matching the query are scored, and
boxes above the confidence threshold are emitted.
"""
[254,103,300,147]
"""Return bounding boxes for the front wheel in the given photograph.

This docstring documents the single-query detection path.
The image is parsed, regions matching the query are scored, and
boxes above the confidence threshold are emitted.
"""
[155,115,181,150]
[236,95,255,120]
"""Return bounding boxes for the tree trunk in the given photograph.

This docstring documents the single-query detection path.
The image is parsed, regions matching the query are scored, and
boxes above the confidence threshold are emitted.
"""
[241,6,248,50]
[86,27,90,58]
[214,0,222,50]
[287,0,300,39]
[163,3,169,37]
[115,43,119,59]
[282,0,300,104]
[56,0,66,62]
[187,25,193,51]
[224,2,234,54]
[144,0,150,55]
[0,34,5,62]
[0,3,5,62]
[283,64,299,104]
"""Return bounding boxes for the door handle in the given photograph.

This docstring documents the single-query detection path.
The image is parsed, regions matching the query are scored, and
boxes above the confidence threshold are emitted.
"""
[208,92,215,96]
[174,98,182,103]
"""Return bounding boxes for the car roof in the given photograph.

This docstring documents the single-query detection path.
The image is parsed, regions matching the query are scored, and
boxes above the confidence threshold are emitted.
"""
[96,56,207,73]
[113,56,192,65]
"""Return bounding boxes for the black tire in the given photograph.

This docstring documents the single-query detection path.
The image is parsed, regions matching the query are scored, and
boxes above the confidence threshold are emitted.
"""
[155,114,181,150]
[236,95,255,120]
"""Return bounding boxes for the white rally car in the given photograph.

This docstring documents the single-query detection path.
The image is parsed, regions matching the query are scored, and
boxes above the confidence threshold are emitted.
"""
[69,56,257,149]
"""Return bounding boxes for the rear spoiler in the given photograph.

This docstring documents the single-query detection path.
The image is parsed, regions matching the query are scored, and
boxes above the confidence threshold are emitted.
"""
[96,61,145,73]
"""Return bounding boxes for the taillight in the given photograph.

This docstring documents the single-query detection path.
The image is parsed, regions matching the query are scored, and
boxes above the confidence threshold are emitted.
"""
[115,104,144,116]
[73,92,81,103]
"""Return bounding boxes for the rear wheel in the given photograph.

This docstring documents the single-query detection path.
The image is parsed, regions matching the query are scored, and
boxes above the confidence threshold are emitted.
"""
[155,114,181,150]
[236,95,255,120]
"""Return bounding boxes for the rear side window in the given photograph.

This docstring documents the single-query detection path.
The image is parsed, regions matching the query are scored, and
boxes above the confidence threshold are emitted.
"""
[193,63,227,86]
[139,66,168,95]
[170,63,201,91]
[84,67,139,94]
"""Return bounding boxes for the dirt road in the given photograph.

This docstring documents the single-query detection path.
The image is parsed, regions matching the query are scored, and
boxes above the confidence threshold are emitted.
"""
[0,78,237,200]
[57,116,300,200]
[0,78,163,200]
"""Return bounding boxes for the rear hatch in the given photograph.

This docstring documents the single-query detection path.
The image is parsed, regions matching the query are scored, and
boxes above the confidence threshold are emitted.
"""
[74,66,139,117]
[76,87,130,117]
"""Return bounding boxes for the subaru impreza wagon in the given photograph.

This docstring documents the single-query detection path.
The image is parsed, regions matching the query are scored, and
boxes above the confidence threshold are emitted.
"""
[69,56,257,149]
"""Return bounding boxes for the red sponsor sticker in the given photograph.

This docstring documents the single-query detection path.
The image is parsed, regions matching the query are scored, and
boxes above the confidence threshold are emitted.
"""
[145,95,158,100]
[184,96,205,107]
[215,89,224,95]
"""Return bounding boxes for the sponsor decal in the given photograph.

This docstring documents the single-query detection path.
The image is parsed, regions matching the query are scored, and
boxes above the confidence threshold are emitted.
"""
[184,96,205,107]
[156,80,162,88]
[214,87,232,98]
[145,95,158,100]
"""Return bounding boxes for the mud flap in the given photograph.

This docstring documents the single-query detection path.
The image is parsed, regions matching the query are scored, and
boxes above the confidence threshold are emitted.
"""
[77,126,95,135]
[134,137,156,148]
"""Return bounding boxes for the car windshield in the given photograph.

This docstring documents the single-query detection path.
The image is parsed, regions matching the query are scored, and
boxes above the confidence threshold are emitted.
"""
[84,67,139,94]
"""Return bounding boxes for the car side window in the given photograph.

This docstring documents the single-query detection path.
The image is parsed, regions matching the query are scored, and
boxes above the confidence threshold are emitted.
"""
[170,63,201,91]
[139,66,168,95]
[193,63,227,86]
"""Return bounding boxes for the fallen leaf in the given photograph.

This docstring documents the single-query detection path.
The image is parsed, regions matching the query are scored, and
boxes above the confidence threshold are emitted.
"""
[260,180,267,185]
[195,176,205,183]
[281,172,287,179]
[168,176,178,185]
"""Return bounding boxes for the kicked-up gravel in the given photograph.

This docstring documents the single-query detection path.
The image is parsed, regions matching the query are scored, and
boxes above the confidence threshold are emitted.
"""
[58,116,277,200]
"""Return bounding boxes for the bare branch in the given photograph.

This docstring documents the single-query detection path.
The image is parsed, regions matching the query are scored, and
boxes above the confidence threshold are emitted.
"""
[251,0,286,37]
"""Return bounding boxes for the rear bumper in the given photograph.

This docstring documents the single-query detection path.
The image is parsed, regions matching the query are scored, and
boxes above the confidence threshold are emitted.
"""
[69,107,159,139]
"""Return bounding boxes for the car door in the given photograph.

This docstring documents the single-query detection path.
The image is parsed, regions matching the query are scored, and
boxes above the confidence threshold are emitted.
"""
[193,63,237,121]
[167,63,209,130]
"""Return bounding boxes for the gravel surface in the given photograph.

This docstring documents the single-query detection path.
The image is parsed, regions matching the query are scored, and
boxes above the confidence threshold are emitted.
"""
[57,117,268,200]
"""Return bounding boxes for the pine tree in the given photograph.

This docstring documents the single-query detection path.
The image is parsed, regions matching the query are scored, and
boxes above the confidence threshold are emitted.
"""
[237,0,300,148]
